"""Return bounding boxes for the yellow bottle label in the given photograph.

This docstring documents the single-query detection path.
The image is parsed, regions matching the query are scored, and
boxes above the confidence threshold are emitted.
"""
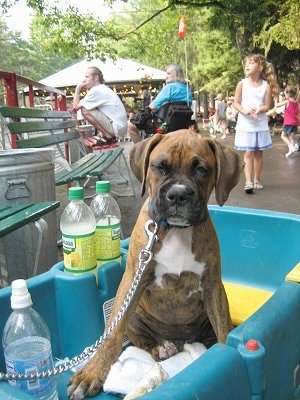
[62,232,96,273]
[95,223,121,261]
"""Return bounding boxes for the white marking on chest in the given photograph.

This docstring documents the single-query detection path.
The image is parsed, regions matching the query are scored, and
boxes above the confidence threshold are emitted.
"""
[154,228,206,291]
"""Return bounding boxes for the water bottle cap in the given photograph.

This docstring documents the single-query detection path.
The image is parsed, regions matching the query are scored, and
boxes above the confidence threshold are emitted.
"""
[96,181,110,193]
[11,279,33,309]
[68,186,84,200]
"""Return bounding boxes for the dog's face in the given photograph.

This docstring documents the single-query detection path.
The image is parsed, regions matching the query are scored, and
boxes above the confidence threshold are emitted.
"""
[130,130,243,227]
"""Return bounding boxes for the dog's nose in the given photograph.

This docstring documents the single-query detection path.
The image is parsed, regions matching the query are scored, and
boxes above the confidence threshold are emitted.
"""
[166,185,192,206]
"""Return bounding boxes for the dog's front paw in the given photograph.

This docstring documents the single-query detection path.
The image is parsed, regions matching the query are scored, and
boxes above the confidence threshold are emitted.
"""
[152,340,180,360]
[67,367,104,400]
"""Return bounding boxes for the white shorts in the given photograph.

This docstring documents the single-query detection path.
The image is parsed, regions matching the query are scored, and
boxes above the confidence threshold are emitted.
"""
[91,109,115,136]
[234,130,272,151]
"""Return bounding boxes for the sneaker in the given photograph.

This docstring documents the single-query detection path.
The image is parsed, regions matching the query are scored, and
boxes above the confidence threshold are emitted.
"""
[210,134,217,139]
[254,181,264,189]
[221,134,227,139]
[285,145,296,158]
[244,182,254,194]
[294,143,299,151]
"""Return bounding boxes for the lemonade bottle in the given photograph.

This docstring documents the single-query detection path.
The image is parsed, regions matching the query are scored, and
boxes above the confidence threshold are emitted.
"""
[90,181,121,269]
[60,186,97,276]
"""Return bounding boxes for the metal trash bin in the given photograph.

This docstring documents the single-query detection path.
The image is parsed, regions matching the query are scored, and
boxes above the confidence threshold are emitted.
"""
[0,148,57,286]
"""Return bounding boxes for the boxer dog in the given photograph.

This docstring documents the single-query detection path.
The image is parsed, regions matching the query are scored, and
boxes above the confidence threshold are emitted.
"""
[68,130,243,399]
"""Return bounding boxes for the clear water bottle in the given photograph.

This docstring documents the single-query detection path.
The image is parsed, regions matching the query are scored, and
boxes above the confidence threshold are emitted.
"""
[90,181,121,268]
[2,279,58,400]
[60,186,97,276]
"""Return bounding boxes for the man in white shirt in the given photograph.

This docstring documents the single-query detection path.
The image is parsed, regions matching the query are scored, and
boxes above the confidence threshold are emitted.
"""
[73,66,127,145]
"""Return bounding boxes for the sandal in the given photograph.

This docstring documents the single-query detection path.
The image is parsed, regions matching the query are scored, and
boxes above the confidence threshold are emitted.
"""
[93,137,108,146]
[93,136,118,146]
[106,136,118,144]
[244,182,254,194]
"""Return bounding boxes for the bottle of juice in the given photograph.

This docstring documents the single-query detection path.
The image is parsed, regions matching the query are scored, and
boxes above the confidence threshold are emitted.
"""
[60,186,97,276]
[90,181,121,269]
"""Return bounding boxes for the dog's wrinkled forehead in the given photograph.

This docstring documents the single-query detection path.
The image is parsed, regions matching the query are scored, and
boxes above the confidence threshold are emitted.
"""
[143,131,218,196]
[129,129,243,205]
[130,130,216,189]
[149,134,214,167]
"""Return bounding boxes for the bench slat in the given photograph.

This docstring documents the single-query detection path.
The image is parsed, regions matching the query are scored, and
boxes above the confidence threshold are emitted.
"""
[70,151,121,181]
[88,147,124,176]
[16,130,81,149]
[0,202,60,237]
[54,150,124,185]
[7,120,76,134]
[0,106,72,119]
[0,204,34,220]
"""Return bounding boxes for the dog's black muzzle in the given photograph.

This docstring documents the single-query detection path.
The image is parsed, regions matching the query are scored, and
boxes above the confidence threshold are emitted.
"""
[165,184,195,207]
[149,183,208,227]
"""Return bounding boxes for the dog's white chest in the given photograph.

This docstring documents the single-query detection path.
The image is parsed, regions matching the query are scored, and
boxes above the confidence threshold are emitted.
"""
[154,228,206,288]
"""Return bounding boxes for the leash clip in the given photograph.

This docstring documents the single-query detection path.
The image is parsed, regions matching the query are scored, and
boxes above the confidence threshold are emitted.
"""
[139,220,159,264]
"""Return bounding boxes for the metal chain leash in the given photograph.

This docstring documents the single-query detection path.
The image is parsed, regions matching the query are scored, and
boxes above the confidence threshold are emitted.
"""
[0,220,159,382]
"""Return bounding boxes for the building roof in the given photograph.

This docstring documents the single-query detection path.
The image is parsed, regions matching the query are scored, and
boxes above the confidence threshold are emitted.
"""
[39,58,166,89]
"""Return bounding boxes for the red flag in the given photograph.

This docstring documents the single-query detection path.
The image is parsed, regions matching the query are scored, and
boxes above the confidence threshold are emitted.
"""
[178,15,187,39]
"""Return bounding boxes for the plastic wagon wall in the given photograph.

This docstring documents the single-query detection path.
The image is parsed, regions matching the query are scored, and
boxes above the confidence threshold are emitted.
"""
[208,205,300,291]
[1,265,300,399]
[1,206,300,399]
[0,259,252,400]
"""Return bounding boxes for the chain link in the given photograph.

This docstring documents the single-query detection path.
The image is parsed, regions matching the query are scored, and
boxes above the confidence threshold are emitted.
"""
[0,220,159,382]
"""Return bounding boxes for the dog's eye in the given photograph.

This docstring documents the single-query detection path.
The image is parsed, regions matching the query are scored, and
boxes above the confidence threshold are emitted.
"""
[157,165,169,175]
[151,161,170,176]
[192,163,209,176]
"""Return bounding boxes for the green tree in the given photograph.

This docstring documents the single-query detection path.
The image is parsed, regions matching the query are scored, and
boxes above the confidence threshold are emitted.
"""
[0,18,77,80]
[2,0,299,53]
[1,0,299,93]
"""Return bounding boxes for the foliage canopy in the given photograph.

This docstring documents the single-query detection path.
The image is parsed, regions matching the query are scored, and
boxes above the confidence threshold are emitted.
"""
[0,0,299,95]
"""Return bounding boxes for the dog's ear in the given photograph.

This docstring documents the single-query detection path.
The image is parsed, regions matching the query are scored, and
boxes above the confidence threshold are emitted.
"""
[206,139,244,206]
[129,134,164,196]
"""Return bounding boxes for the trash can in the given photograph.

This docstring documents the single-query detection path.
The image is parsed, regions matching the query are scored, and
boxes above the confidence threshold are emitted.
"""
[0,148,57,286]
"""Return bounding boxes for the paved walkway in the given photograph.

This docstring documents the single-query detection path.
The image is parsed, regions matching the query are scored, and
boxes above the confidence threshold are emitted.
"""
[202,130,300,215]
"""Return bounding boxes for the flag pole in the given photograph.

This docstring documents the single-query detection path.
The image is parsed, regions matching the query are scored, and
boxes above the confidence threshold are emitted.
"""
[178,15,189,104]
[184,37,189,103]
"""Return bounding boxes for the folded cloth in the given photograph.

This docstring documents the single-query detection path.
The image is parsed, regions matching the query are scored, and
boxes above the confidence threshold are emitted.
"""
[103,342,207,398]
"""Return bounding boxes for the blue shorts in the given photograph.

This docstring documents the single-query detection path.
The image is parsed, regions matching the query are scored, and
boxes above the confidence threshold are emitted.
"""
[283,125,297,134]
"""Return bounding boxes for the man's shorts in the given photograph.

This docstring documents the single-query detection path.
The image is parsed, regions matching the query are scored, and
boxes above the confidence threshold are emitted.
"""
[91,109,115,135]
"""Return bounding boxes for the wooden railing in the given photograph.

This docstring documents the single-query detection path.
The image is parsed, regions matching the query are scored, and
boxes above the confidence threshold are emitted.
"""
[0,70,68,148]
[0,70,67,109]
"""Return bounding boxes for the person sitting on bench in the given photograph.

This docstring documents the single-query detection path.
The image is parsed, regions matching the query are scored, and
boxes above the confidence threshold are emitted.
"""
[73,66,128,146]
[128,64,193,143]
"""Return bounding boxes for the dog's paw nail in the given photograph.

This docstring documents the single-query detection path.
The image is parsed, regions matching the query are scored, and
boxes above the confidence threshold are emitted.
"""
[67,384,86,400]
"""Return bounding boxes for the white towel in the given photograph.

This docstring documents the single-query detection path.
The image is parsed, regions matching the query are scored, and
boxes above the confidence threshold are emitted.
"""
[103,342,207,399]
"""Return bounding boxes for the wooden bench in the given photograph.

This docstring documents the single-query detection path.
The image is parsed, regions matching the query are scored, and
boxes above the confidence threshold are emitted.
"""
[0,106,135,196]
[0,202,60,282]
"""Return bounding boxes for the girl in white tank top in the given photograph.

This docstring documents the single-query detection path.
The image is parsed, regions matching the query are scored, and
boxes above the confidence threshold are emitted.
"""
[233,54,278,193]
